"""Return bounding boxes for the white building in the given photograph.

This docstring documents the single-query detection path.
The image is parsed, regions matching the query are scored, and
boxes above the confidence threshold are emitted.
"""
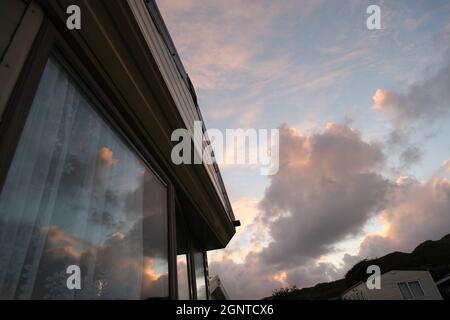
[342,270,443,300]
[209,276,230,300]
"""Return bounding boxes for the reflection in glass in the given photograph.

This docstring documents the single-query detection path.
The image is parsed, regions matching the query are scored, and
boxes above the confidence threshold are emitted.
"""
[398,282,413,300]
[177,255,190,300]
[0,58,168,299]
[408,281,424,298]
[194,252,207,300]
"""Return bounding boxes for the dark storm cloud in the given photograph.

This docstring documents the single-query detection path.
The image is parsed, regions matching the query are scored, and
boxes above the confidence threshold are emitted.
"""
[258,124,390,268]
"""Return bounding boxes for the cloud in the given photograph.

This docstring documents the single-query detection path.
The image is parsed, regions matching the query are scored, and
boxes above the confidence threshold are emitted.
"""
[372,50,450,171]
[97,147,118,167]
[399,146,422,168]
[42,222,168,299]
[209,197,269,265]
[350,161,450,261]
[209,252,282,299]
[157,0,371,128]
[209,251,342,299]
[437,22,450,43]
[157,0,294,91]
[285,262,341,287]
[366,37,450,251]
[371,52,450,124]
[211,123,391,299]
[212,128,450,299]
[43,226,87,260]
[156,1,450,299]
[258,123,388,268]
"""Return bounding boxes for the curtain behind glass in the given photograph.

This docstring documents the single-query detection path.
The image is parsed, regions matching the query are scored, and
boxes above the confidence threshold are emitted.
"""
[0,58,168,299]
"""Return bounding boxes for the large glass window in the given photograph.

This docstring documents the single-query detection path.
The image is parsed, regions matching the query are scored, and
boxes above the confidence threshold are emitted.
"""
[0,57,169,299]
[194,252,207,300]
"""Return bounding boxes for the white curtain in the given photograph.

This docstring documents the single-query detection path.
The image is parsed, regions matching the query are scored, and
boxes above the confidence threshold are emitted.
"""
[0,58,168,299]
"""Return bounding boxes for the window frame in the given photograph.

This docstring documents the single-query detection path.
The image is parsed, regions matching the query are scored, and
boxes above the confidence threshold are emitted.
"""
[398,282,413,300]
[191,251,210,300]
[187,252,197,300]
[176,253,192,300]
[0,18,178,300]
[397,280,425,300]
[407,280,425,298]
[203,252,210,300]
[175,199,195,300]
[175,196,210,300]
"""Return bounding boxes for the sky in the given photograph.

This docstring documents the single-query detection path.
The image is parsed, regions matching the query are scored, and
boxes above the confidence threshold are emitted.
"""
[157,0,450,299]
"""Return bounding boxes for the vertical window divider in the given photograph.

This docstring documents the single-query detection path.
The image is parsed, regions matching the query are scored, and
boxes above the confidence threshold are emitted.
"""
[188,250,198,300]
[203,252,210,300]
[168,183,178,300]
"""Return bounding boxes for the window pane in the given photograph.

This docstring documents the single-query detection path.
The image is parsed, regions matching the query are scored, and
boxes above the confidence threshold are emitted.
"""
[194,252,207,300]
[398,282,413,300]
[0,58,168,300]
[177,255,189,300]
[408,281,424,297]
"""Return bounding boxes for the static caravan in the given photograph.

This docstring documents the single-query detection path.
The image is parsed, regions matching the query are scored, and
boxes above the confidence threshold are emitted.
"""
[342,270,443,300]
[0,0,237,300]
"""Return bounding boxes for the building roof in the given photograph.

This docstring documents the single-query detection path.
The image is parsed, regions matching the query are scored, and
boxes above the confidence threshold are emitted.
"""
[144,0,235,223]
[209,276,230,300]
[342,270,433,296]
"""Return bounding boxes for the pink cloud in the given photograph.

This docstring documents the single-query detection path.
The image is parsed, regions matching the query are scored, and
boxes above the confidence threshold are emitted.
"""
[97,147,118,167]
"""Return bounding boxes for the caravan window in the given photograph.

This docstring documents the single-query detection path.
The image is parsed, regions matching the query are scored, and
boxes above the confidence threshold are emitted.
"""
[0,57,169,300]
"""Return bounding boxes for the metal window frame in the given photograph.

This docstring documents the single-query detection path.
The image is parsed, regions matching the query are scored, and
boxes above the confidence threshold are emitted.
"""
[0,1,44,122]
[187,252,197,300]
[397,281,414,300]
[175,195,211,300]
[0,17,179,300]
[175,197,195,300]
[407,280,425,298]
[203,251,211,300]
[397,279,426,300]
[189,250,210,300]
[176,253,192,300]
